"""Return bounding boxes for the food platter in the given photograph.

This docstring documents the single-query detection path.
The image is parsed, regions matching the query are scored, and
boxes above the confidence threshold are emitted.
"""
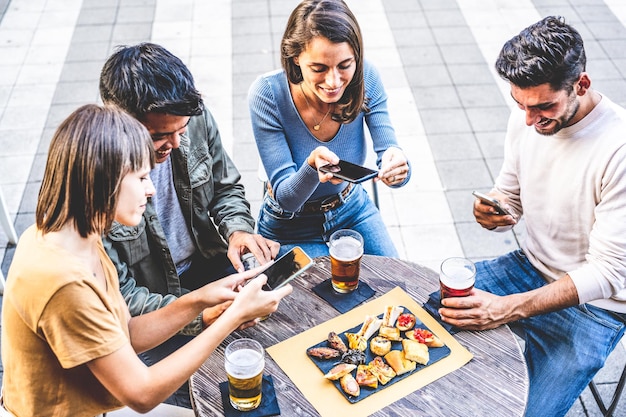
[306,306,451,403]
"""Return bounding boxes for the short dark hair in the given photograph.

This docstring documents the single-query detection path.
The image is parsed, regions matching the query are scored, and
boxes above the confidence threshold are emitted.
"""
[495,16,586,91]
[99,43,204,119]
[36,104,155,237]
[281,0,366,123]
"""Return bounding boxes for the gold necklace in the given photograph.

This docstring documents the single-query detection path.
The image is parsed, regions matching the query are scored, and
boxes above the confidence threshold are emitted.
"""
[299,83,332,131]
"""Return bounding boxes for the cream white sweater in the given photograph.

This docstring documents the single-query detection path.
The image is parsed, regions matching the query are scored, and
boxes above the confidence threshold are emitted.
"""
[495,94,626,313]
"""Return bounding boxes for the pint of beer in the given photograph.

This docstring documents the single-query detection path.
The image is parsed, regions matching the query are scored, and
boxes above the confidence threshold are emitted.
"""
[225,338,264,411]
[439,257,476,299]
[329,229,364,293]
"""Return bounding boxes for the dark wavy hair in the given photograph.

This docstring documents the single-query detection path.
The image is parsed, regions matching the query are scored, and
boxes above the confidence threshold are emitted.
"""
[495,16,586,91]
[36,104,155,237]
[99,43,204,119]
[281,0,366,123]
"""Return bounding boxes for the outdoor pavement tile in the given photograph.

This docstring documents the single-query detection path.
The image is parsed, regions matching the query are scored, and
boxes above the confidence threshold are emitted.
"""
[456,221,519,259]
[59,61,104,82]
[438,43,486,65]
[485,157,504,181]
[0,105,47,132]
[64,41,111,62]
[599,39,626,59]
[392,190,453,226]
[446,63,497,85]
[232,0,268,18]
[384,11,428,29]
[588,21,626,39]
[81,0,120,7]
[587,59,622,80]
[423,9,466,27]
[412,85,461,109]
[594,80,626,107]
[474,131,506,159]
[431,26,475,45]
[465,106,510,133]
[391,27,434,47]
[445,190,477,223]
[232,52,274,75]
[16,63,64,85]
[404,64,453,87]
[374,67,407,90]
[397,45,443,66]
[419,108,471,135]
[51,80,99,105]
[231,32,273,53]
[76,7,117,25]
[427,132,481,161]
[17,181,40,216]
[436,159,494,191]
[45,103,88,131]
[231,16,272,36]
[71,24,113,43]
[0,129,41,156]
[399,224,465,270]
[366,48,403,71]
[112,22,153,42]
[0,155,33,189]
[0,66,20,86]
[456,84,508,108]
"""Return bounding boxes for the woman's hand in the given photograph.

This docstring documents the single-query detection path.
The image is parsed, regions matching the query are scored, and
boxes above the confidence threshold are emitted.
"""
[195,268,259,307]
[230,274,293,324]
[378,147,409,186]
[307,146,342,184]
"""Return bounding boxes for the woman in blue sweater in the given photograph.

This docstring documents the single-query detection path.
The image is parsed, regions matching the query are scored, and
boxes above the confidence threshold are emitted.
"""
[248,0,410,258]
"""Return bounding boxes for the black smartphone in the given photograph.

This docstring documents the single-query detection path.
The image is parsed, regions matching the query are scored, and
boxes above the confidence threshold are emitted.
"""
[255,246,313,290]
[472,191,512,216]
[318,160,378,183]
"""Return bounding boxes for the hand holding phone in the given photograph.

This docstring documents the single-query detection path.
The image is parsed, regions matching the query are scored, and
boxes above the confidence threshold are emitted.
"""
[253,246,313,290]
[472,191,513,216]
[319,160,378,183]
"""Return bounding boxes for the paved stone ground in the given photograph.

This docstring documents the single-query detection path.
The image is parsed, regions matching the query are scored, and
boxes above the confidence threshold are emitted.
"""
[0,0,625,415]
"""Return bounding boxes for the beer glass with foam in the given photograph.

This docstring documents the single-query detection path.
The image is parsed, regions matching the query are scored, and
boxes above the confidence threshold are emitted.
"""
[329,229,364,293]
[439,257,476,299]
[225,338,264,411]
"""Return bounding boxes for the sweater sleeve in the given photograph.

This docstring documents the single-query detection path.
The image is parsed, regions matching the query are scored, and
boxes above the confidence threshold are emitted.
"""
[248,72,320,212]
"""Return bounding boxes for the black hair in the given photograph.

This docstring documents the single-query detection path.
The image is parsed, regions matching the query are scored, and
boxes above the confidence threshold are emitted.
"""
[495,16,586,91]
[99,43,204,119]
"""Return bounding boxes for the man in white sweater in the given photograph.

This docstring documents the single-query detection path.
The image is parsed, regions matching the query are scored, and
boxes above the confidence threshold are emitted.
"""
[439,16,626,417]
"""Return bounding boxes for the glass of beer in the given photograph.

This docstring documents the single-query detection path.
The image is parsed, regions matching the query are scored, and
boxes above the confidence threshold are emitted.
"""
[329,229,364,293]
[439,257,476,299]
[224,338,264,411]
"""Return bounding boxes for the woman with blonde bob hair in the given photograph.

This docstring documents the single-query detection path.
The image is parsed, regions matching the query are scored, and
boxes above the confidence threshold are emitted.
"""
[1,104,290,416]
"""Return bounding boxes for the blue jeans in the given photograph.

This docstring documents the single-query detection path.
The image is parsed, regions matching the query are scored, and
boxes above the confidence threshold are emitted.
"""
[138,334,194,408]
[257,183,398,259]
[475,250,626,417]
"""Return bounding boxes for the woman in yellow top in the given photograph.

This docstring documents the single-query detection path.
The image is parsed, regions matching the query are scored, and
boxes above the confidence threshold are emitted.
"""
[1,104,291,416]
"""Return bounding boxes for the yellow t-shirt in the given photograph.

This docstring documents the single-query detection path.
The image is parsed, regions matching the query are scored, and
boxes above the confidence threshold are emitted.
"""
[1,226,130,417]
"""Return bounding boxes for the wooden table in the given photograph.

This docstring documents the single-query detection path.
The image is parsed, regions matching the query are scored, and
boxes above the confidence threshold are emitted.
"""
[190,255,529,416]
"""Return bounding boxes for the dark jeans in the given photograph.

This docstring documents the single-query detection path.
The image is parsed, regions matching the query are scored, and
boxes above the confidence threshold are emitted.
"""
[139,253,236,408]
[180,251,236,291]
[138,334,195,408]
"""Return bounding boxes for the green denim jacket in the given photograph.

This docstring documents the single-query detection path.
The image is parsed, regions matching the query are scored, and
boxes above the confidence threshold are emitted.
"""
[103,109,255,335]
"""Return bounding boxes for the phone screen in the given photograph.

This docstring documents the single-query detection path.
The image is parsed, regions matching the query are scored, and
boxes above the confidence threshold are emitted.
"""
[257,246,313,290]
[319,160,378,183]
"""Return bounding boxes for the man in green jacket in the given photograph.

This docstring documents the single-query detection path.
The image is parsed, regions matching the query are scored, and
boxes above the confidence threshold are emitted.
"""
[100,43,279,408]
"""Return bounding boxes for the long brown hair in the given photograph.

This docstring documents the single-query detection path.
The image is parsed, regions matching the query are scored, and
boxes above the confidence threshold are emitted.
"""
[36,104,155,237]
[281,0,367,123]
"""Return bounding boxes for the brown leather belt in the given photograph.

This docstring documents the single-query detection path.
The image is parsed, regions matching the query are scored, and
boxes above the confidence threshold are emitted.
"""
[266,182,352,213]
